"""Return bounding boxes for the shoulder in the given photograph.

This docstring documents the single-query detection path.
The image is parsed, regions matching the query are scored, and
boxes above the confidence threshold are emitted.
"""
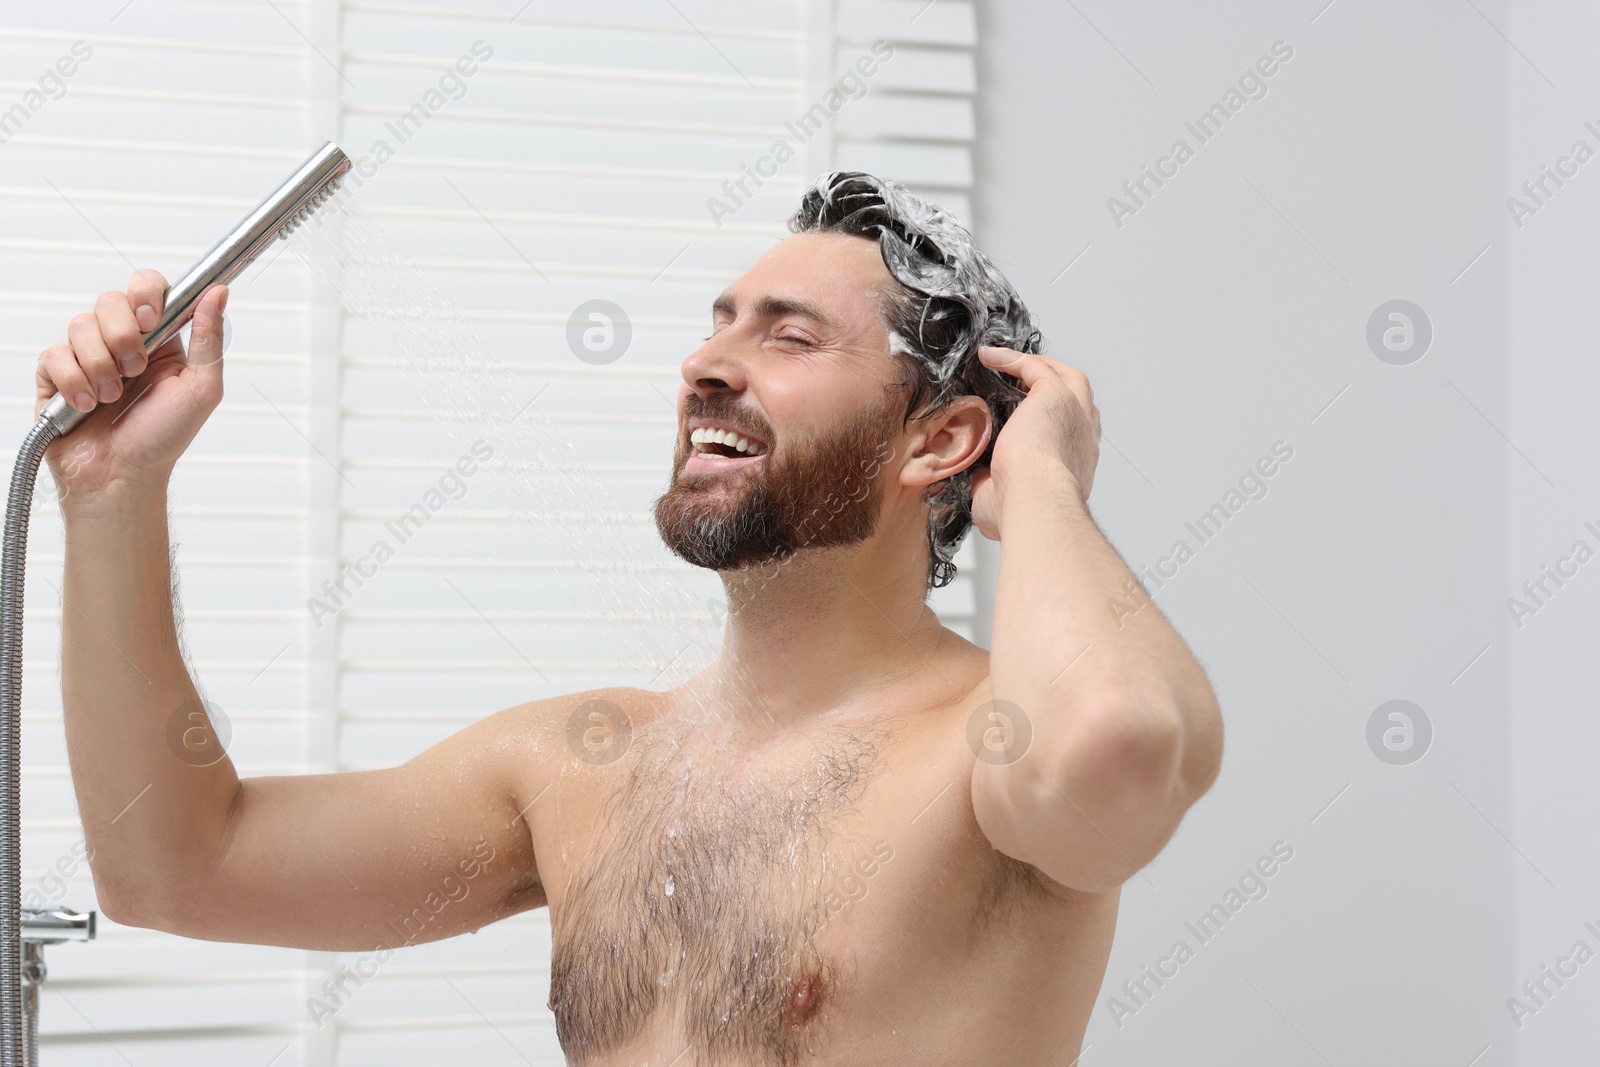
[470,687,678,780]
[480,685,670,729]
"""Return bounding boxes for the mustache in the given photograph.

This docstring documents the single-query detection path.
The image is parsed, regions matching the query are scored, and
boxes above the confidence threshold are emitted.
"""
[682,393,775,447]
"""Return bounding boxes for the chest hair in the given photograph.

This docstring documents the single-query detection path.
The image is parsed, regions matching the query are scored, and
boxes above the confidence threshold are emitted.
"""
[549,715,899,1065]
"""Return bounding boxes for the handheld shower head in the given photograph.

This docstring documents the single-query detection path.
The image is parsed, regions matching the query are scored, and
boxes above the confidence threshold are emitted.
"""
[37,140,351,436]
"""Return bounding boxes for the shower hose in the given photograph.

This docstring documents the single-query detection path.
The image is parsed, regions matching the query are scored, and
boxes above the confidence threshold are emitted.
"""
[2,414,67,1067]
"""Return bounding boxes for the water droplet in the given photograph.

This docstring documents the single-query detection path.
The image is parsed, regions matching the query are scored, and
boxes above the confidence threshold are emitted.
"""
[664,874,675,897]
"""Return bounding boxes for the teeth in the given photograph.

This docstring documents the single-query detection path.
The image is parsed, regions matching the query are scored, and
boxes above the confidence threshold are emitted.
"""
[689,426,765,456]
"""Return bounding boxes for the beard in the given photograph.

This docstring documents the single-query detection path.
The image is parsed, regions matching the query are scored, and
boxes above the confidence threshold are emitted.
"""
[652,390,901,572]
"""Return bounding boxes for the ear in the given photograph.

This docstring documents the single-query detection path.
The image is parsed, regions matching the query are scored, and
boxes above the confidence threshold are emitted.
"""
[899,395,991,494]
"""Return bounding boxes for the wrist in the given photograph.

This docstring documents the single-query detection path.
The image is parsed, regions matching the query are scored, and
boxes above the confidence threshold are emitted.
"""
[60,476,169,524]
[989,456,1084,527]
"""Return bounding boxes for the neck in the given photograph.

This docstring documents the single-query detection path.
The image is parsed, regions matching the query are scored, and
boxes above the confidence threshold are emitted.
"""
[693,527,958,726]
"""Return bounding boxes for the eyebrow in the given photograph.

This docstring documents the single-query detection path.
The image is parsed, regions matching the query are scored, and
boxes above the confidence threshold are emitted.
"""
[711,291,839,330]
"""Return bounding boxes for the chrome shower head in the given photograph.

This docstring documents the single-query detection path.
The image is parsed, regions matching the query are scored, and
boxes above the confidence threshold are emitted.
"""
[38,140,352,436]
[276,179,342,240]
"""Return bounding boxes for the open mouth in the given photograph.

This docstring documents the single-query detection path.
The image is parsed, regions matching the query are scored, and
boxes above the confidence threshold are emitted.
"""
[688,425,768,461]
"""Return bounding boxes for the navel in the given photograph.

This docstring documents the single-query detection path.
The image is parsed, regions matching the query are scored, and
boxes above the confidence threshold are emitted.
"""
[781,970,828,1029]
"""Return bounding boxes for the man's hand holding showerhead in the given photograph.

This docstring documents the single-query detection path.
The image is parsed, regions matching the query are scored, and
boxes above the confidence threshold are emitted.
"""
[34,270,229,502]
[969,345,1102,541]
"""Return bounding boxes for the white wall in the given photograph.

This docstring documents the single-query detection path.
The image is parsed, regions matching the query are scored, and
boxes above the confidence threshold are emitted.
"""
[973,0,1555,1063]
[1505,0,1600,1063]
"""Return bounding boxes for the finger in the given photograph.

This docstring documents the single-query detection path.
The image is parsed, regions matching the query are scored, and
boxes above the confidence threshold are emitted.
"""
[95,288,147,379]
[976,346,1049,390]
[66,311,123,406]
[127,268,169,333]
[1059,372,1094,426]
[1076,369,1094,411]
[35,344,95,417]
[144,329,188,371]
[979,346,1095,418]
[183,284,228,398]
[977,346,1079,399]
[1052,363,1093,418]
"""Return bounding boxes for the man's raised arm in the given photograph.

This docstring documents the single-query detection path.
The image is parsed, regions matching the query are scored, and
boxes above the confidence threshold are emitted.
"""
[967,346,1224,895]
[43,273,542,950]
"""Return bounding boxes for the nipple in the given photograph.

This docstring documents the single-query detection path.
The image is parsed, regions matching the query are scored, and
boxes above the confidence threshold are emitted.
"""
[781,970,827,1029]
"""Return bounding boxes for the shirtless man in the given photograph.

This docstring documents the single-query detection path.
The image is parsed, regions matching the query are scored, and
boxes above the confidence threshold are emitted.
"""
[37,171,1222,1065]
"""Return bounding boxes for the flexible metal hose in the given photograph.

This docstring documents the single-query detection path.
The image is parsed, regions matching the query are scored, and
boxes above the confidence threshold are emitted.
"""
[0,419,61,1067]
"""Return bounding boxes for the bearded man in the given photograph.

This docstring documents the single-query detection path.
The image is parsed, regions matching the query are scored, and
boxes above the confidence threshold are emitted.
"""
[38,171,1222,1066]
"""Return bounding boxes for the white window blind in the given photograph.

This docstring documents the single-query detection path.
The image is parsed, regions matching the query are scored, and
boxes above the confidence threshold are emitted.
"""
[0,1,980,1063]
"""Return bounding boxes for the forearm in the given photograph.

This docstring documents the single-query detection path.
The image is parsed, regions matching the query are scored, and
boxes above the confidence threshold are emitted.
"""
[988,461,1208,728]
[59,483,239,918]
[977,461,1221,887]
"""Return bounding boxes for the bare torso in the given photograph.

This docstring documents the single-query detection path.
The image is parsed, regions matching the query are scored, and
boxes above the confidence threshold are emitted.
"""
[514,634,1119,1066]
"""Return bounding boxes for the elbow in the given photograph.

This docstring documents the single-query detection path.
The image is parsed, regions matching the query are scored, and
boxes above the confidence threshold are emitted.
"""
[88,865,198,934]
[972,694,1200,892]
[1074,679,1224,802]
[94,784,246,934]
[90,878,161,930]
[1064,696,1188,796]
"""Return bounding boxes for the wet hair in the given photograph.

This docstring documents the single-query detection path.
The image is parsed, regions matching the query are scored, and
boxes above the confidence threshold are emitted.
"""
[788,171,1041,590]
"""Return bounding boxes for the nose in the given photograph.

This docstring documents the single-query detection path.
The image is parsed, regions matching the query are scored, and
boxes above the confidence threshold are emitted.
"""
[679,332,748,397]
